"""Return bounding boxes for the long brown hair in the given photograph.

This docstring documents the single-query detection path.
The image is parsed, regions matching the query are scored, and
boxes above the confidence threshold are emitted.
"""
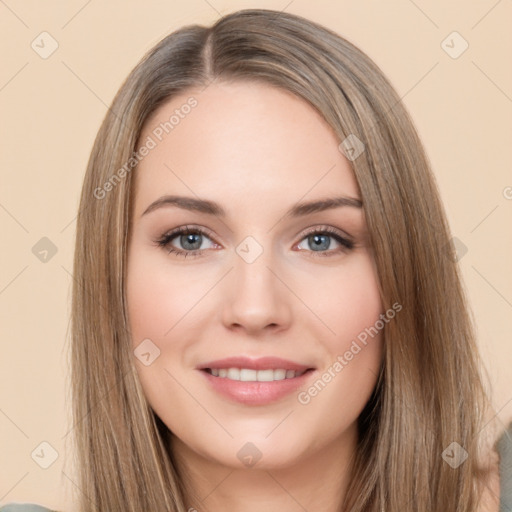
[69,8,498,511]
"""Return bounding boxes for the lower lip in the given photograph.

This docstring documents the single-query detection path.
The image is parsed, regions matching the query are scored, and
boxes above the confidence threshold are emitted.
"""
[198,369,316,405]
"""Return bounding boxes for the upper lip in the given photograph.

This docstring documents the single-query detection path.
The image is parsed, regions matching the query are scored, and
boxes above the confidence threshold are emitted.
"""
[197,356,315,372]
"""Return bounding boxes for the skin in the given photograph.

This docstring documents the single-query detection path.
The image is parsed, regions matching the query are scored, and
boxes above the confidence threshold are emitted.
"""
[126,80,385,512]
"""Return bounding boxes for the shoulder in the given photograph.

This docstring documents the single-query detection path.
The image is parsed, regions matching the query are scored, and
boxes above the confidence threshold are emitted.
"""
[498,423,512,511]
[0,504,56,512]
[474,421,512,512]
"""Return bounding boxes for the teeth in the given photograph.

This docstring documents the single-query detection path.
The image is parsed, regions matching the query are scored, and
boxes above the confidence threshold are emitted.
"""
[208,368,307,381]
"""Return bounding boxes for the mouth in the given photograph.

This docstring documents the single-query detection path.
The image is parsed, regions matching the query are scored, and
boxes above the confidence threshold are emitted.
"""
[196,356,316,404]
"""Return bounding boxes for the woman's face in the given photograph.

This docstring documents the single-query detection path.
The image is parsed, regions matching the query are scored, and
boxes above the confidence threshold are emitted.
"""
[127,80,384,471]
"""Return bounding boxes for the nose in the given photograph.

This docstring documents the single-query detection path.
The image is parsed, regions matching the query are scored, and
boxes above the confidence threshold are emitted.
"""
[220,246,292,335]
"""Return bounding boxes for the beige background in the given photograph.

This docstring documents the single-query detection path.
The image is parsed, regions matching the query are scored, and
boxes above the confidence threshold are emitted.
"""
[0,1,511,510]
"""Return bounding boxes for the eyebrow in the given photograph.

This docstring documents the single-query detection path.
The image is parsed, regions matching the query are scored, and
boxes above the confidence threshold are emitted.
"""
[141,194,362,218]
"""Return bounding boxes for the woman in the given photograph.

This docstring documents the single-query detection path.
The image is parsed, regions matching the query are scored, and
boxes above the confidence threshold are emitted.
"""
[2,8,507,512]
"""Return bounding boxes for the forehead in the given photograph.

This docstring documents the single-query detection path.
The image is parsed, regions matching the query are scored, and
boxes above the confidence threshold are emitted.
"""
[133,81,360,216]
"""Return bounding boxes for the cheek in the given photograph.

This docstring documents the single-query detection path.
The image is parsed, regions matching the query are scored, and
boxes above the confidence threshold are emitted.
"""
[300,253,384,408]
[126,248,196,415]
[126,247,209,345]
[126,262,175,344]
[311,252,383,347]
[126,244,220,409]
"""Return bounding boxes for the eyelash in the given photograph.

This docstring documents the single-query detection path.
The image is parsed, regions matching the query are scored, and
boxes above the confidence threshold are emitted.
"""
[154,224,354,259]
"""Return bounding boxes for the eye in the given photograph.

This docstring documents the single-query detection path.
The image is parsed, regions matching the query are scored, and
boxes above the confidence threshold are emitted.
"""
[295,226,354,257]
[155,225,218,258]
